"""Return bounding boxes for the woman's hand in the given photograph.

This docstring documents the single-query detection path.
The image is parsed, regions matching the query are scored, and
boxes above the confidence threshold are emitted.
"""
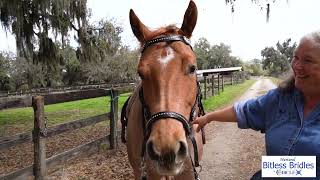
[192,115,209,132]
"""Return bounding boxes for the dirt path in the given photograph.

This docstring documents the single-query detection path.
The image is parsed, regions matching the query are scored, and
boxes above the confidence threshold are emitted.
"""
[199,78,276,180]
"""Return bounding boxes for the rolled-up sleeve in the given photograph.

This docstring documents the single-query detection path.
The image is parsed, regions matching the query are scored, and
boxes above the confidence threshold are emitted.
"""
[234,101,249,129]
[233,89,279,132]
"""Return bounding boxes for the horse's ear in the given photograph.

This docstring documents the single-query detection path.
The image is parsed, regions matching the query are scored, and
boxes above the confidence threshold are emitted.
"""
[180,1,198,38]
[129,9,151,43]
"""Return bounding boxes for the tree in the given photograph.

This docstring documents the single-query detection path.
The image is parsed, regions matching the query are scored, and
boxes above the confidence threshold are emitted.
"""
[194,38,211,69]
[0,0,88,59]
[0,52,12,90]
[194,38,243,70]
[0,1,129,88]
[229,56,243,67]
[209,43,233,68]
[261,38,296,76]
[79,46,139,84]
[243,58,264,76]
[276,38,297,64]
[61,45,81,85]
[76,18,123,62]
[261,47,288,76]
[0,0,88,88]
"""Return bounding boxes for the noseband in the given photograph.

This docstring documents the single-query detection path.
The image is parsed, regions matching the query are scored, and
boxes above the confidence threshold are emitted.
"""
[139,82,201,138]
[138,35,205,180]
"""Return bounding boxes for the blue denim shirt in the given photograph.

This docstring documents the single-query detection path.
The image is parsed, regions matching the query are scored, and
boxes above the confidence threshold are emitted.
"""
[234,87,320,179]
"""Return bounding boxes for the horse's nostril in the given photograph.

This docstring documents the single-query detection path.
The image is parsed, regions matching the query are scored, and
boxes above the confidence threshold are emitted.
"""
[177,141,187,157]
[146,141,159,161]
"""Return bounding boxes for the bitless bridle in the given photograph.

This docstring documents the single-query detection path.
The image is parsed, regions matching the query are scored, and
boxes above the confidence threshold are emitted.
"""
[138,35,205,180]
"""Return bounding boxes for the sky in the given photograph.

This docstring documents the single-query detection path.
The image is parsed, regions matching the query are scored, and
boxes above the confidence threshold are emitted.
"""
[1,0,320,61]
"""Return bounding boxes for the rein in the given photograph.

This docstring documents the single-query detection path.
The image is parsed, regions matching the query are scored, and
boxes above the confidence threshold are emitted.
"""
[121,35,205,180]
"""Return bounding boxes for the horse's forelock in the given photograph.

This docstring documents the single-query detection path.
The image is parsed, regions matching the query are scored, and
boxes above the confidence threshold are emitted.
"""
[147,25,181,41]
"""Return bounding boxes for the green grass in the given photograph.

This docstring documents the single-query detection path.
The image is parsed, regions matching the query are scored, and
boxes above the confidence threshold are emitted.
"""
[203,79,256,111]
[0,80,256,136]
[0,93,131,136]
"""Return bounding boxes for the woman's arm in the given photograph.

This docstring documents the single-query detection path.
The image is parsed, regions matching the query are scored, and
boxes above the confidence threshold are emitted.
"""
[193,105,237,132]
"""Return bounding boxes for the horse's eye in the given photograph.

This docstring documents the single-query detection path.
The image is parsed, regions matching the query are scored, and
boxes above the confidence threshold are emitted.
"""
[138,71,144,80]
[189,65,197,74]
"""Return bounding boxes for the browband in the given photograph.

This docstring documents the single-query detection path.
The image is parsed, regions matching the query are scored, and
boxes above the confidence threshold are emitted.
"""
[141,35,192,53]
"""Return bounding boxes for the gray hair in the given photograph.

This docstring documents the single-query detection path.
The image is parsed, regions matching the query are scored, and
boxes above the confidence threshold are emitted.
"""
[278,73,295,92]
[278,30,320,92]
[301,30,320,47]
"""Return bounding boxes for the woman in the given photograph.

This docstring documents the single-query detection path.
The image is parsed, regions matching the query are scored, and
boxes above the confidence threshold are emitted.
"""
[193,30,320,179]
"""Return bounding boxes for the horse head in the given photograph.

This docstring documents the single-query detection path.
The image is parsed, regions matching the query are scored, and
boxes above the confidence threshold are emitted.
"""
[129,1,199,176]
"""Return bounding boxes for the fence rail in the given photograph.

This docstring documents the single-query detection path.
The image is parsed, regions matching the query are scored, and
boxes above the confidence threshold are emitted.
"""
[0,113,109,150]
[0,85,135,110]
[0,82,136,98]
[0,133,120,180]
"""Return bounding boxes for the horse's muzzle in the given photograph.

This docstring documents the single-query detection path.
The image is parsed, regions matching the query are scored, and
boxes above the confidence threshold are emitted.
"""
[146,140,188,175]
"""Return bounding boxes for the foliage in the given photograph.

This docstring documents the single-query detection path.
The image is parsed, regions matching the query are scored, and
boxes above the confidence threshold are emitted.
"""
[0,1,139,91]
[78,47,139,85]
[0,0,89,88]
[243,59,265,76]
[0,52,12,91]
[276,38,297,64]
[194,37,243,70]
[261,38,296,76]
[194,38,211,69]
[61,45,81,85]
[0,0,87,60]
[76,18,123,62]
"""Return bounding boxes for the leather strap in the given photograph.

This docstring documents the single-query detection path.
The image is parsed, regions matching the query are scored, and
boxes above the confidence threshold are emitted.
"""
[141,35,192,53]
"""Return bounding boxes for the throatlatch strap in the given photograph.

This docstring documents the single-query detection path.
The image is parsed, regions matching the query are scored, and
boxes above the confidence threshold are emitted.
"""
[120,96,131,143]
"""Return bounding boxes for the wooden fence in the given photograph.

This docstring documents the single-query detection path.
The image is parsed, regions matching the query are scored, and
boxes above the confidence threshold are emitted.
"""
[0,82,136,98]
[199,73,245,99]
[0,86,134,180]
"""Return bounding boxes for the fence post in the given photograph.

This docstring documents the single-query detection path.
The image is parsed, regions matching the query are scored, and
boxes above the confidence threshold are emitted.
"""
[211,75,215,96]
[32,96,46,180]
[231,73,234,85]
[222,74,224,92]
[217,74,220,94]
[203,76,207,100]
[109,89,119,149]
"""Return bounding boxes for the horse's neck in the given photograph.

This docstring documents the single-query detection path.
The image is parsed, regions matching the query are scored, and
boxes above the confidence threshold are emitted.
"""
[126,83,142,116]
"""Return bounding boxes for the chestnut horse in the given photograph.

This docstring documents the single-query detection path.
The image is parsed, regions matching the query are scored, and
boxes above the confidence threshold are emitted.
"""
[121,1,205,179]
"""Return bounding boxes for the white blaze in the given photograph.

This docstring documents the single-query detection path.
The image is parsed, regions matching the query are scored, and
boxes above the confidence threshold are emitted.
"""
[158,47,174,66]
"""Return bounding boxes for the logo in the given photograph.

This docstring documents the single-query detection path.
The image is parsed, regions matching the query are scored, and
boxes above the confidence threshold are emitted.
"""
[261,156,316,177]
